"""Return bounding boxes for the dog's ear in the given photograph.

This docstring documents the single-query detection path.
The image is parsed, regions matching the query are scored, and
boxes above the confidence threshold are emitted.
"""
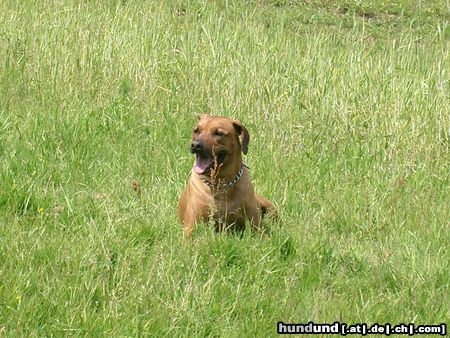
[233,120,250,155]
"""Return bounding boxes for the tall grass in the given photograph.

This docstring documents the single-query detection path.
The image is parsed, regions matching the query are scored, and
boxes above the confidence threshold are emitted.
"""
[0,0,448,336]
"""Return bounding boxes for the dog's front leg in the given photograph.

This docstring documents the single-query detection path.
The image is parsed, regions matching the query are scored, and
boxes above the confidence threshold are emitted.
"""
[244,202,263,234]
[182,202,211,240]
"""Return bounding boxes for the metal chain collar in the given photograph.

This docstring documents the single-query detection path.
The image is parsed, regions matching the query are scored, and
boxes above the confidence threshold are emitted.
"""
[199,163,245,190]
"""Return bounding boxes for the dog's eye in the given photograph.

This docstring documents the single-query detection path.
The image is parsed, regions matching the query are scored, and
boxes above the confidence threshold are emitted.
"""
[213,129,224,137]
[193,127,200,134]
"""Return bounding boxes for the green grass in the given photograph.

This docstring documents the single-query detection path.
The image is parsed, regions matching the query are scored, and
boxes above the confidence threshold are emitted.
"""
[0,0,449,336]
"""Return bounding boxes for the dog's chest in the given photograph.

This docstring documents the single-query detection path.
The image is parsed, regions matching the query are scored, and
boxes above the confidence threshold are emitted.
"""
[189,175,249,224]
[207,191,245,222]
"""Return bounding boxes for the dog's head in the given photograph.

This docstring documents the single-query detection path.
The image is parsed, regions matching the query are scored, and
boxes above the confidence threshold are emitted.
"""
[190,114,249,177]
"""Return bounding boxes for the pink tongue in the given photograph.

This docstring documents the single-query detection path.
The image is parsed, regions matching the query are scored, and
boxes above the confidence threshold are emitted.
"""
[194,156,211,174]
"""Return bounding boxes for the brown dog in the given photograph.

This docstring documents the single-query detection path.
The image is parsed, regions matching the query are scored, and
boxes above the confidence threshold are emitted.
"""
[178,114,275,239]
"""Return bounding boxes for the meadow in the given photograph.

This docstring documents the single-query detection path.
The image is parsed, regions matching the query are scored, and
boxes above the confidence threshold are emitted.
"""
[0,0,449,336]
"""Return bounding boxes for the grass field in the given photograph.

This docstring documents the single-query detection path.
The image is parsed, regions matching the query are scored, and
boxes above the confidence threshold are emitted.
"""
[0,0,449,336]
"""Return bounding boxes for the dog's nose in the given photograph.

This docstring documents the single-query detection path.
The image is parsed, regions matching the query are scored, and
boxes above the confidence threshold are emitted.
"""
[190,140,204,153]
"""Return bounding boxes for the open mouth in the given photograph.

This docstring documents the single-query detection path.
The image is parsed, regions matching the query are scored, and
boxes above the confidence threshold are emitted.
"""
[194,152,226,174]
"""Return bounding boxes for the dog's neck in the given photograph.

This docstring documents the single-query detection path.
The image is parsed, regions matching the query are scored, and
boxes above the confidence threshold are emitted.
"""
[222,154,242,178]
[197,162,245,190]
